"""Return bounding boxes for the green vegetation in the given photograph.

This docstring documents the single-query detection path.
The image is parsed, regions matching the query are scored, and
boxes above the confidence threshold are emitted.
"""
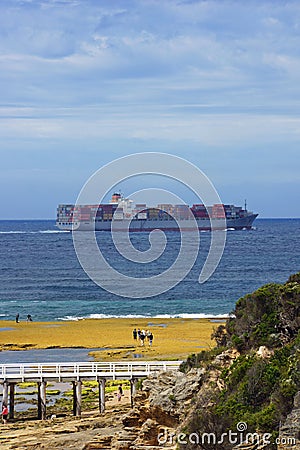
[18,382,37,389]
[181,272,300,449]
[180,347,226,373]
[215,342,300,432]
[135,377,146,390]
[214,274,300,352]
[82,381,97,388]
[105,380,130,393]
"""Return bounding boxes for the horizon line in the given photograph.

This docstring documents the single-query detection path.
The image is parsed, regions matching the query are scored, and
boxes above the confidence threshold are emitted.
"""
[0,217,299,221]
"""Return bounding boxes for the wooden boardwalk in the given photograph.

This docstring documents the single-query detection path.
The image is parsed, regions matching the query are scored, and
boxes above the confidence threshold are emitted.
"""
[0,360,182,383]
[0,360,182,419]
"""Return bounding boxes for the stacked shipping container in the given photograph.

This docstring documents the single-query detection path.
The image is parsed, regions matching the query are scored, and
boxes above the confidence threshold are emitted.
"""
[57,196,251,227]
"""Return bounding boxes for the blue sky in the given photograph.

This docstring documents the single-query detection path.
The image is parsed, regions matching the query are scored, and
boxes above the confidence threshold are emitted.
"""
[0,0,300,218]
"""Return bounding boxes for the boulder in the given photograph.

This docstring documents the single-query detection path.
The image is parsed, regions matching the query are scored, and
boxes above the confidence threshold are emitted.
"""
[278,391,300,449]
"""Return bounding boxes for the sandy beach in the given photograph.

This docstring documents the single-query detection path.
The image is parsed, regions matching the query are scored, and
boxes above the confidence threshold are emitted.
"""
[0,318,224,361]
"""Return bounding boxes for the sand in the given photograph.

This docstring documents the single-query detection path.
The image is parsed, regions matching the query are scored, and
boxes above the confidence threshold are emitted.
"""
[0,318,225,361]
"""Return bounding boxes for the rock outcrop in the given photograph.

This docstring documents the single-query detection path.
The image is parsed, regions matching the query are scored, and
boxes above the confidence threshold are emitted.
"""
[278,391,300,449]
[85,367,205,449]
[142,367,205,423]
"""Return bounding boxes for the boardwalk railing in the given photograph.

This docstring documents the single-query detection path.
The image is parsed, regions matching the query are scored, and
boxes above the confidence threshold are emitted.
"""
[0,360,182,382]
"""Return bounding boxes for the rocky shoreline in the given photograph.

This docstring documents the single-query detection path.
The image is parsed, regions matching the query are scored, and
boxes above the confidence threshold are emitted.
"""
[1,274,300,449]
[0,366,204,449]
[1,348,299,449]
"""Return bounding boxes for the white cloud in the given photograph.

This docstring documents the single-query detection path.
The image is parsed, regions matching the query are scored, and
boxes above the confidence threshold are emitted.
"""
[0,0,300,217]
[1,104,300,150]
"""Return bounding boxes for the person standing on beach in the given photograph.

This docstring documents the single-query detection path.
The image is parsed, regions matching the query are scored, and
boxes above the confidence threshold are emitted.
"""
[27,314,32,322]
[140,330,146,346]
[15,313,19,323]
[1,403,8,424]
[117,384,123,401]
[137,329,141,344]
[148,332,153,347]
[133,328,137,341]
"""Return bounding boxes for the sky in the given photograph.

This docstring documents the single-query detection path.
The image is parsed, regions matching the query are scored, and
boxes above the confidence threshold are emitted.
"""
[0,0,300,218]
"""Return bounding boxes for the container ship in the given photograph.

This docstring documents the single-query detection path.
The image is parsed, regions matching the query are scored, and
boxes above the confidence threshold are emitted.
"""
[56,193,258,232]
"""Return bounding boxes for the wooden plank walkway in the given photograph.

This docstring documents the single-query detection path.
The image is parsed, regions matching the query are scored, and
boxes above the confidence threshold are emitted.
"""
[0,360,182,383]
[0,360,183,419]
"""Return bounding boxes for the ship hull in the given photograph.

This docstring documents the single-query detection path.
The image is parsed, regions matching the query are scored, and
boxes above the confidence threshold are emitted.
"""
[57,214,258,232]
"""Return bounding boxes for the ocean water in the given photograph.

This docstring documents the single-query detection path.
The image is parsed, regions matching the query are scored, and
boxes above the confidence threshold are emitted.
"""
[0,219,299,322]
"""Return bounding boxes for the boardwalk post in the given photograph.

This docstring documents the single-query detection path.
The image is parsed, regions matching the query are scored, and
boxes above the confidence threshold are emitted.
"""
[41,381,47,420]
[37,382,41,419]
[72,381,76,416]
[130,378,139,408]
[76,381,82,416]
[37,381,47,420]
[2,381,8,407]
[98,378,106,413]
[9,383,15,420]
[75,381,82,417]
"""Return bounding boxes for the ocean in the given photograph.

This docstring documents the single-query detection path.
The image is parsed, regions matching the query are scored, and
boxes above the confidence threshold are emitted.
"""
[0,219,299,322]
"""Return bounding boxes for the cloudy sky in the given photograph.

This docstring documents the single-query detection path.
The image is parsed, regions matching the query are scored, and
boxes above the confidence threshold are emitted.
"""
[1,0,300,218]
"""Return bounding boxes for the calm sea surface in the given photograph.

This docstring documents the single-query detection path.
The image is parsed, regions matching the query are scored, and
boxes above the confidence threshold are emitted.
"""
[0,219,299,322]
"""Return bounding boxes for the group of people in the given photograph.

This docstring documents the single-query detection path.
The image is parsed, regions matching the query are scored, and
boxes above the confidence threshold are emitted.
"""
[132,328,153,346]
[15,314,32,323]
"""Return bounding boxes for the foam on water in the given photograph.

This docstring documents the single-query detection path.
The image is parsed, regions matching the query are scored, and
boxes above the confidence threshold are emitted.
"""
[56,313,231,321]
[0,230,68,234]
